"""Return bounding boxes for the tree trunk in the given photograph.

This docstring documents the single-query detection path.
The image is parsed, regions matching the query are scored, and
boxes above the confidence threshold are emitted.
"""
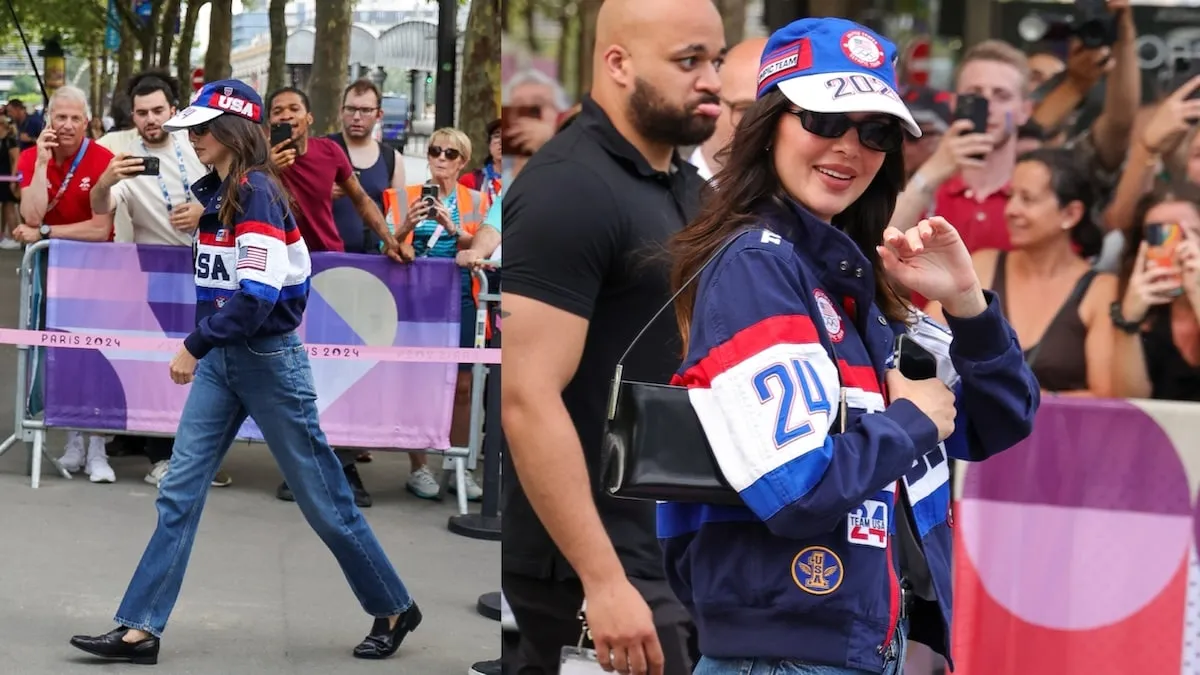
[461,0,500,171]
[308,0,353,136]
[158,0,183,70]
[177,0,209,99]
[575,0,600,96]
[139,0,165,71]
[88,40,102,122]
[203,0,234,81]
[524,0,537,52]
[556,3,571,83]
[267,0,288,95]
[115,0,137,98]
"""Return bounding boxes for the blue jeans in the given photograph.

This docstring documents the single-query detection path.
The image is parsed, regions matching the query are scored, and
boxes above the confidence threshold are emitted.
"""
[693,620,909,675]
[113,332,413,637]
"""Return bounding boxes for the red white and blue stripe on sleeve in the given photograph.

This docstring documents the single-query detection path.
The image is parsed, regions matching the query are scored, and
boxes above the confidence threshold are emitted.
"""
[674,230,928,539]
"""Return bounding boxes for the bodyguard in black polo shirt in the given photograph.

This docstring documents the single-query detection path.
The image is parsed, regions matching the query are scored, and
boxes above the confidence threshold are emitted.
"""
[501,0,725,673]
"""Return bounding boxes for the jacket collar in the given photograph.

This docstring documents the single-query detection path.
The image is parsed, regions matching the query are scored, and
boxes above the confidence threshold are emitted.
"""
[577,95,692,179]
[759,196,877,302]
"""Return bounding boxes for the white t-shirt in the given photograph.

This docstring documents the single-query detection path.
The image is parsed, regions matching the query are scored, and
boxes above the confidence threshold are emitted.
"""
[107,131,208,246]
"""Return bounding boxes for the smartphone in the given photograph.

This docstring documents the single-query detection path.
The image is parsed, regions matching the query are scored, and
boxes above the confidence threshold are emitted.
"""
[1168,58,1200,101]
[501,105,542,156]
[135,156,160,176]
[1145,222,1185,296]
[270,122,293,148]
[953,94,989,134]
[420,183,439,207]
[893,334,939,381]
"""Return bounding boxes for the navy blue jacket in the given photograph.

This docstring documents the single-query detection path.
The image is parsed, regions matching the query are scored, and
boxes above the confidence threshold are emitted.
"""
[183,170,311,359]
[658,201,1039,671]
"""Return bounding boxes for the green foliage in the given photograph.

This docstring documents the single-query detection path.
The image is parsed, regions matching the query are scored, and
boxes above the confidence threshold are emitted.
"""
[9,74,39,96]
[0,0,110,51]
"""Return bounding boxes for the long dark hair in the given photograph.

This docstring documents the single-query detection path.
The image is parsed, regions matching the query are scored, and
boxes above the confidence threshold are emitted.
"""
[1014,147,1103,259]
[670,90,908,350]
[206,113,290,226]
[1117,181,1200,298]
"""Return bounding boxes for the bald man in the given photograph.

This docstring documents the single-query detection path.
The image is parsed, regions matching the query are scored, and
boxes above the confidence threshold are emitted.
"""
[689,36,767,181]
[501,0,724,673]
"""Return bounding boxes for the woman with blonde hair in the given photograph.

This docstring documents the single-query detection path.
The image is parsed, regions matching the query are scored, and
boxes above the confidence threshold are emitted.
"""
[384,127,491,501]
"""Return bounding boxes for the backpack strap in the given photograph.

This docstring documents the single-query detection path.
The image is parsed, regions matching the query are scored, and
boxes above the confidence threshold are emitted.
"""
[381,142,396,183]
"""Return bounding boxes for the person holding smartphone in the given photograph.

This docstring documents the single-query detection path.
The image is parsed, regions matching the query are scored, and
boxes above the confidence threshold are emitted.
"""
[1111,184,1200,401]
[266,86,412,508]
[380,127,490,502]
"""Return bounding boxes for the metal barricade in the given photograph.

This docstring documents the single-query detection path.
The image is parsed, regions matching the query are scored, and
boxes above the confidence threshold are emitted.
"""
[441,264,500,516]
[0,239,71,487]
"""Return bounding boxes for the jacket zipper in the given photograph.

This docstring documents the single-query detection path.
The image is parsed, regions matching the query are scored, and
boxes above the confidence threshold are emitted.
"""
[877,480,901,660]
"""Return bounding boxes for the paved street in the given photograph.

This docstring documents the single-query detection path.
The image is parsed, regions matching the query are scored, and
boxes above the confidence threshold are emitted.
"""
[0,246,500,674]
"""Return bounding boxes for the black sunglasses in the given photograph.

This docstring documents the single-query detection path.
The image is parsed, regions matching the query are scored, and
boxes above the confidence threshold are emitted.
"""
[428,145,462,160]
[188,122,211,137]
[786,109,903,153]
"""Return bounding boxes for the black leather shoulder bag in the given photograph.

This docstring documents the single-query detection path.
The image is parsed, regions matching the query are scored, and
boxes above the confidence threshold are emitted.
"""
[601,232,842,505]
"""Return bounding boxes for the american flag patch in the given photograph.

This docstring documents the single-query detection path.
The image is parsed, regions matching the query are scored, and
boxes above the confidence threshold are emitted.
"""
[236,244,268,271]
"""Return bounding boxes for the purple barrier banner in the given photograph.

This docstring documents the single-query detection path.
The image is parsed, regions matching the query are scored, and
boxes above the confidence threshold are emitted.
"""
[42,241,460,449]
[952,397,1200,674]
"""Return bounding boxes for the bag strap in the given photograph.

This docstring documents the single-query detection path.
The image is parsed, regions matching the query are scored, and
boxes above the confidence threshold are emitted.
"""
[614,231,742,368]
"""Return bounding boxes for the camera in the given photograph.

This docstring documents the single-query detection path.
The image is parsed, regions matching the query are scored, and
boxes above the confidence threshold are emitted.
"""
[1018,0,1117,50]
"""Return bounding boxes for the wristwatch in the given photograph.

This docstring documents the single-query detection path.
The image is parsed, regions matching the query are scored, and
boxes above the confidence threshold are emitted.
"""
[38,224,51,240]
[1110,301,1144,335]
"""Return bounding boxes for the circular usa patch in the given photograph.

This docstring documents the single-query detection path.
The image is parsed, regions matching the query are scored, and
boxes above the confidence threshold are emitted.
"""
[813,289,845,343]
[841,30,885,69]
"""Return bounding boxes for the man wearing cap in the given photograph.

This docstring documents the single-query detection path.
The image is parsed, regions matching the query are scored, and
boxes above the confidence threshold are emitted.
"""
[328,78,406,255]
[899,85,954,182]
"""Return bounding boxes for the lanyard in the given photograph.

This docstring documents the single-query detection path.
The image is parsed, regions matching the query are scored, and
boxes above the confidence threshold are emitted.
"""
[45,137,89,215]
[141,134,193,213]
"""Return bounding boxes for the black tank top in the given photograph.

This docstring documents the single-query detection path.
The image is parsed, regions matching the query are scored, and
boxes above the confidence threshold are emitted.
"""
[992,251,1096,392]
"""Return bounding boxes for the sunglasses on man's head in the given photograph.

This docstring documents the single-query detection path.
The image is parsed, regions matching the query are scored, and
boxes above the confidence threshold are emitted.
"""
[428,145,461,160]
[786,109,903,154]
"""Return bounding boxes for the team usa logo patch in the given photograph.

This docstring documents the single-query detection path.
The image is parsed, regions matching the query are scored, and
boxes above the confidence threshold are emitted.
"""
[215,228,230,242]
[792,546,844,595]
[757,39,814,91]
[848,499,889,548]
[813,289,844,343]
[841,30,885,69]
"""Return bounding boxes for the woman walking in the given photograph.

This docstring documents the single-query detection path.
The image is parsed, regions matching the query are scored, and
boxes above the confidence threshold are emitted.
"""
[67,80,421,665]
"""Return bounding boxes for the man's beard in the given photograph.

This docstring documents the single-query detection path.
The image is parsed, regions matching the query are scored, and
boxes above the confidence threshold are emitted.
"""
[140,125,168,145]
[627,77,718,148]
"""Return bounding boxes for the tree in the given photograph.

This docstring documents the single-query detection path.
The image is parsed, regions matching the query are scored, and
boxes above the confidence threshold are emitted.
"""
[157,0,182,70]
[307,0,351,136]
[267,0,288,94]
[9,75,40,97]
[203,0,233,81]
[460,0,499,170]
[176,0,209,99]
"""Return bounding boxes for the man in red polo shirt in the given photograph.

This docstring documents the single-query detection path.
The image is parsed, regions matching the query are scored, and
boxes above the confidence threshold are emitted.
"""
[15,85,115,242]
[889,39,1032,255]
[266,87,409,261]
[13,85,118,484]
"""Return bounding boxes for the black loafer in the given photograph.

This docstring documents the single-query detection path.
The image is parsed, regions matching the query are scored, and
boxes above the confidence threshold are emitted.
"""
[69,626,159,665]
[352,603,422,659]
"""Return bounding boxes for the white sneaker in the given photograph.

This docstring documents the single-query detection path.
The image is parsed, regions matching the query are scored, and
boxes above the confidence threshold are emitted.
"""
[58,432,86,473]
[449,470,483,501]
[144,460,169,486]
[405,466,440,500]
[0,238,21,250]
[85,436,115,483]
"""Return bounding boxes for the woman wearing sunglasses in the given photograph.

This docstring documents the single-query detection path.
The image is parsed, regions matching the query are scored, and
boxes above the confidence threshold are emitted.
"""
[382,127,490,501]
[67,80,421,665]
[660,19,1038,675]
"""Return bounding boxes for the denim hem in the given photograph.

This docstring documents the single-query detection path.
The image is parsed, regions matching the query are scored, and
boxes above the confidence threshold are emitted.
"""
[112,616,163,639]
[368,597,414,619]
